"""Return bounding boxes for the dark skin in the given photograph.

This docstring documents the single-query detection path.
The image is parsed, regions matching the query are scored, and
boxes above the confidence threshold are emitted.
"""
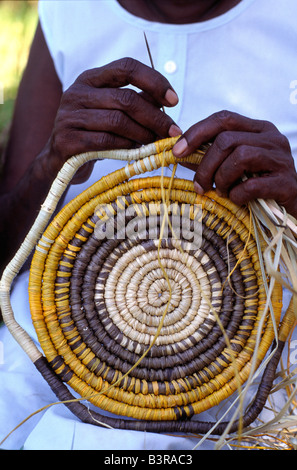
[117,0,242,24]
[1,0,297,274]
[173,111,297,217]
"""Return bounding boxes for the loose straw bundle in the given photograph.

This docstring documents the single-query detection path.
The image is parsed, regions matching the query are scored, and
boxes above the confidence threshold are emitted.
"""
[0,137,296,443]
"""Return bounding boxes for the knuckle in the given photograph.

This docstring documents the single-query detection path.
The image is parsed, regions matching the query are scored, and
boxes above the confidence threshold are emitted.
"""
[264,129,292,153]
[60,90,73,107]
[260,119,278,132]
[60,84,81,108]
[75,67,101,86]
[72,109,90,128]
[261,121,289,143]
[236,144,258,162]
[214,131,234,152]
[117,88,138,109]
[108,110,126,130]
[106,58,143,88]
[214,146,248,191]
[212,110,234,128]
[75,69,90,84]
[277,133,291,150]
[116,57,140,84]
[97,132,117,150]
[119,57,138,74]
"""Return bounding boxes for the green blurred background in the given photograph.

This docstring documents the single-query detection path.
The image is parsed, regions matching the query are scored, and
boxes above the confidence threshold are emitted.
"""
[0,0,38,162]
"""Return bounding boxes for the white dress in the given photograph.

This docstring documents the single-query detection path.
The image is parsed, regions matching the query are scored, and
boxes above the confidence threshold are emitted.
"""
[0,0,297,450]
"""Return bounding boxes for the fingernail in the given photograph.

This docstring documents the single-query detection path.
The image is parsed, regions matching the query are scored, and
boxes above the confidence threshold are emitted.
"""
[165,88,179,106]
[169,124,183,137]
[194,181,205,195]
[173,137,188,157]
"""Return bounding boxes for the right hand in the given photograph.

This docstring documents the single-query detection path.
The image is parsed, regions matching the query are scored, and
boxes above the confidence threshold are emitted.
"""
[44,57,181,182]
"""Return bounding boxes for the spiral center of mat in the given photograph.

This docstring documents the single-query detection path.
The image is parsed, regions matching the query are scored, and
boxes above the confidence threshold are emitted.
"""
[30,175,280,423]
[27,138,283,430]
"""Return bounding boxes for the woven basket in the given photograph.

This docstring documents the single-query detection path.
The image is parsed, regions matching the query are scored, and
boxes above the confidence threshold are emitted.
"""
[1,137,296,437]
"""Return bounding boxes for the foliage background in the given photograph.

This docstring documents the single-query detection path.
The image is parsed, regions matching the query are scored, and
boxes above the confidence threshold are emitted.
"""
[0,0,38,163]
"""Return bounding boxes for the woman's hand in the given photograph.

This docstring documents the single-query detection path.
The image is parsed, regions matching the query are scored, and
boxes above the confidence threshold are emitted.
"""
[173,110,297,218]
[0,55,181,271]
[44,57,181,181]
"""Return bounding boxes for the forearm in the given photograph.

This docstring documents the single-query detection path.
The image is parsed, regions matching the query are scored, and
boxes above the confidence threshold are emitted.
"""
[0,144,57,274]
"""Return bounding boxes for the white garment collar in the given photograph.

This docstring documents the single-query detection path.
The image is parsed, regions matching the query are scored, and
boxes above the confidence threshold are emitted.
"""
[110,0,257,33]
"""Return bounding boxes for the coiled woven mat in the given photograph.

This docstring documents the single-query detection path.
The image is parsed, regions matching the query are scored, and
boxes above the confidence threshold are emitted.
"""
[1,137,296,437]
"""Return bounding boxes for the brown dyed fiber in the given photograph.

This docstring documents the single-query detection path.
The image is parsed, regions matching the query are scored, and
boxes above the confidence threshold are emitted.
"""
[2,137,295,440]
[27,138,284,433]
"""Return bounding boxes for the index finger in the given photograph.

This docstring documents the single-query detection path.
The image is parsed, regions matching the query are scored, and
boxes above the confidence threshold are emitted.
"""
[172,110,269,158]
[76,57,179,108]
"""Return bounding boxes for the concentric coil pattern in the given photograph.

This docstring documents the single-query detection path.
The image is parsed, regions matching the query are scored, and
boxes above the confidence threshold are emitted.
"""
[29,175,281,424]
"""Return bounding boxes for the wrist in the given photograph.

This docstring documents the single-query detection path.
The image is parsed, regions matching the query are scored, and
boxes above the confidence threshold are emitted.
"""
[33,140,63,182]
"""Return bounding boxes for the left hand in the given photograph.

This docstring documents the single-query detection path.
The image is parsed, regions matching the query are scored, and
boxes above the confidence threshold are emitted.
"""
[172,110,297,219]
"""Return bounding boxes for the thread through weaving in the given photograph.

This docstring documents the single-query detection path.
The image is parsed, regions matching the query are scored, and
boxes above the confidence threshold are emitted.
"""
[2,136,294,446]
